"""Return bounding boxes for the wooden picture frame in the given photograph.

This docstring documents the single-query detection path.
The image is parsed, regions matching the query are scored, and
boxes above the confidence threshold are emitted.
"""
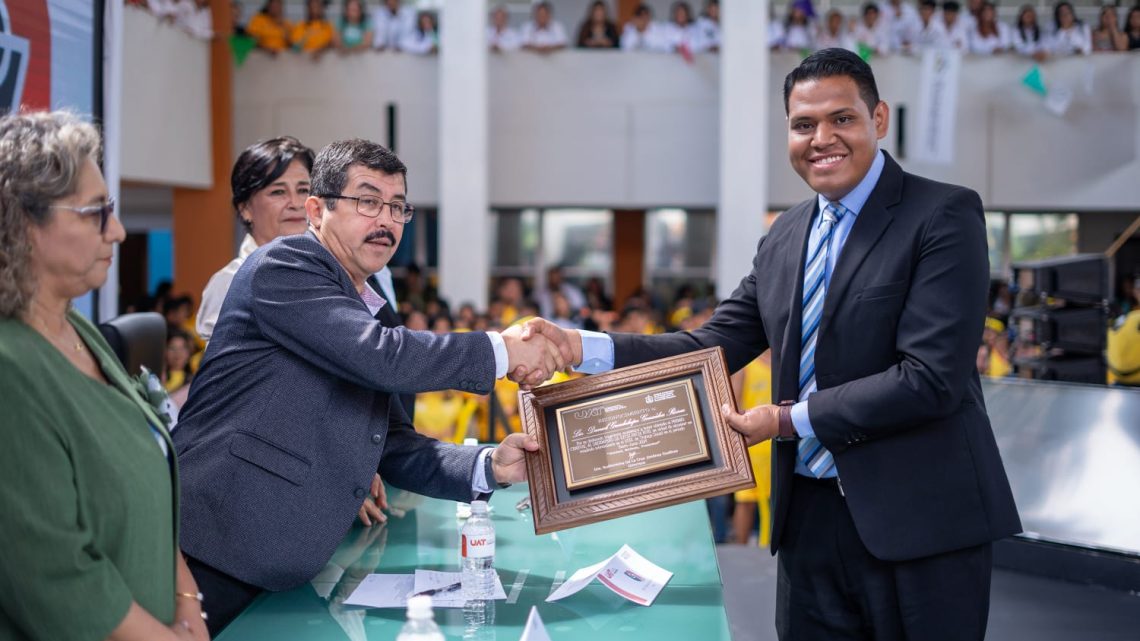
[520,347,755,535]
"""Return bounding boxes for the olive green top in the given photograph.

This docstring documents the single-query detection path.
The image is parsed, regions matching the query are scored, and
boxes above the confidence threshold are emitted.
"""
[0,310,178,641]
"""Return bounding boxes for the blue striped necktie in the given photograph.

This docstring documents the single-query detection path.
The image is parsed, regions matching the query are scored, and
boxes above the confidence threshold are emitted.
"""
[797,202,847,478]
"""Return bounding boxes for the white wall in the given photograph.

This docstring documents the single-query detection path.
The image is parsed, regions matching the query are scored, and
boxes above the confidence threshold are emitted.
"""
[232,50,1140,211]
[120,7,212,188]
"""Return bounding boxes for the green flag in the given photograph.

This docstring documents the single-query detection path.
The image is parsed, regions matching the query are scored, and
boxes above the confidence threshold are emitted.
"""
[857,42,874,62]
[1022,65,1047,97]
[799,47,812,59]
[230,34,257,67]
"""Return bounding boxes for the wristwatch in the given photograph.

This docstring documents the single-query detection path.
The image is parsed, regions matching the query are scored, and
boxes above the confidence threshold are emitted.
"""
[776,401,798,442]
[484,449,512,489]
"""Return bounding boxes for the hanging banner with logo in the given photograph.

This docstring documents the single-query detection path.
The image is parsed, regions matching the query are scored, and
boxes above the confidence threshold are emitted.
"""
[913,49,961,166]
[2,0,96,115]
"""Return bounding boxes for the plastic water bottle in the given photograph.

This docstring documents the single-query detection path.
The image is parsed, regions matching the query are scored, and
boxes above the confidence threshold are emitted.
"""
[396,595,445,641]
[461,500,497,599]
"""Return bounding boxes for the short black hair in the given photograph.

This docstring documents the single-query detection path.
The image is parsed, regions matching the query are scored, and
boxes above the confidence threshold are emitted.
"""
[920,0,937,9]
[310,139,408,210]
[862,2,879,16]
[783,48,881,115]
[634,3,652,17]
[231,136,314,227]
[942,1,961,12]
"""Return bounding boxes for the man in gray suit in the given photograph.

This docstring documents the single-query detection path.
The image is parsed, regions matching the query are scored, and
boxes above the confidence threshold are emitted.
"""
[172,139,568,634]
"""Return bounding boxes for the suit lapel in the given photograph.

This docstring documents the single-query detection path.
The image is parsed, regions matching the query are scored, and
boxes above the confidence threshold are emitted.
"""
[776,200,817,403]
[819,154,904,335]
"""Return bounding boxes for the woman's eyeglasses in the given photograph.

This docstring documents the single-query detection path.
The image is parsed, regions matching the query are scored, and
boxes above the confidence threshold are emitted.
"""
[50,199,116,234]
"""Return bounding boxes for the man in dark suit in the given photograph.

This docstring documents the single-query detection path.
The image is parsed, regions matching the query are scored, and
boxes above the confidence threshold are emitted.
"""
[524,49,1020,640]
[173,139,569,634]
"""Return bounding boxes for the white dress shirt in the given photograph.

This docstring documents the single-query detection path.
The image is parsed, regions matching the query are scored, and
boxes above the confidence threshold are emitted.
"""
[695,16,720,49]
[371,5,415,49]
[197,234,259,342]
[487,25,522,51]
[520,20,569,48]
[968,22,1012,54]
[660,21,707,52]
[1009,25,1044,56]
[399,28,437,54]
[621,22,672,52]
[1048,24,1092,55]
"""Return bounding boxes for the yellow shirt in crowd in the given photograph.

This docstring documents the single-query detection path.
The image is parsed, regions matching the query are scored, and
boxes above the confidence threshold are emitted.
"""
[1107,310,1140,386]
[246,13,292,52]
[291,20,335,52]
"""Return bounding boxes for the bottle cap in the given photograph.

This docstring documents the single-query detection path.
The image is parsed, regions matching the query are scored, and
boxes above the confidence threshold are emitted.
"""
[407,595,433,617]
[470,500,489,515]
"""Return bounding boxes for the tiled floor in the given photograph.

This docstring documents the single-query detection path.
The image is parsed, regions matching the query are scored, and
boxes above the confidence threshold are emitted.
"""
[716,544,1140,641]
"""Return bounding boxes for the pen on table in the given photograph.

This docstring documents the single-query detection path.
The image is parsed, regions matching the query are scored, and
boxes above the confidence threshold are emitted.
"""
[413,582,462,597]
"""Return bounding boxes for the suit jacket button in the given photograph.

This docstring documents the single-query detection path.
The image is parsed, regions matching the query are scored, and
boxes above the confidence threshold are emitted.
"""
[354,488,366,499]
[372,434,382,444]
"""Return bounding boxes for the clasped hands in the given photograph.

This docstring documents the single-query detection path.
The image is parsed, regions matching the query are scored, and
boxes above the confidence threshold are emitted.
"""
[507,318,784,445]
[501,320,582,388]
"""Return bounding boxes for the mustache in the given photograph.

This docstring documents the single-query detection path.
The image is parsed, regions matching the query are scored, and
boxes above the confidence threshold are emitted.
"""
[365,229,396,244]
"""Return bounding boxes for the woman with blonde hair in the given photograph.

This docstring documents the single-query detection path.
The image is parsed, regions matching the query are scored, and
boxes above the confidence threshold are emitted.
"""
[0,111,207,641]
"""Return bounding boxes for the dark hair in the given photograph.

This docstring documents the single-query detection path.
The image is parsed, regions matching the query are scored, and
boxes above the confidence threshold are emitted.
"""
[305,0,328,22]
[920,0,937,8]
[634,3,653,17]
[782,48,880,115]
[862,2,879,17]
[1127,6,1140,32]
[534,1,553,15]
[672,1,693,24]
[1017,4,1040,41]
[310,139,407,210]
[231,136,314,229]
[163,294,194,316]
[942,1,961,12]
[1053,1,1080,30]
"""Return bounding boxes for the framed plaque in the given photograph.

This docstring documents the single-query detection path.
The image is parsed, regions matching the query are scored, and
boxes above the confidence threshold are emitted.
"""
[520,347,755,535]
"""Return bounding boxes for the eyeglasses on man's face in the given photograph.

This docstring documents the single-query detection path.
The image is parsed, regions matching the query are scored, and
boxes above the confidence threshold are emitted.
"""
[50,198,116,234]
[317,193,415,223]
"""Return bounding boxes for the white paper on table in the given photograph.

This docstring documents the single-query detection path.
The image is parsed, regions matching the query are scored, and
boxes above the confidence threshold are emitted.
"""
[519,606,553,641]
[544,558,609,602]
[545,544,673,606]
[342,573,415,608]
[413,569,507,607]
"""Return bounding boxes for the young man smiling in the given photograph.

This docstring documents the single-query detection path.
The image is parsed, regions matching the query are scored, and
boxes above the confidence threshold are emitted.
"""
[523,49,1020,640]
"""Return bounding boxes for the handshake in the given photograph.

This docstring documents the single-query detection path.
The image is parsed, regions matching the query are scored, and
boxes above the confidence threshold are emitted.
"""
[500,318,584,388]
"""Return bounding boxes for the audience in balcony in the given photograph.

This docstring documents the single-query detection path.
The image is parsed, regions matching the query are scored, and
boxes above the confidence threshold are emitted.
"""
[696,0,722,51]
[247,0,291,53]
[621,4,671,52]
[291,0,335,55]
[781,1,816,51]
[577,1,620,49]
[372,0,415,51]
[1048,1,1091,55]
[815,9,853,50]
[881,0,921,50]
[1011,4,1046,57]
[400,11,439,55]
[853,3,891,54]
[335,0,373,53]
[906,0,947,51]
[939,1,971,49]
[969,2,1011,54]
[1091,5,1129,52]
[661,1,708,53]
[1126,6,1140,50]
[213,0,1140,61]
[521,2,569,53]
[488,4,523,52]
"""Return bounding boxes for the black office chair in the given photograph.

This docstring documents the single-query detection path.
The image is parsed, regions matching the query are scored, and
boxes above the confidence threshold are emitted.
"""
[98,312,167,377]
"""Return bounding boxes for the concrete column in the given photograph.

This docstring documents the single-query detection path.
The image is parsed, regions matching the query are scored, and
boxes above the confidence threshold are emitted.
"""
[438,0,490,310]
[716,0,770,300]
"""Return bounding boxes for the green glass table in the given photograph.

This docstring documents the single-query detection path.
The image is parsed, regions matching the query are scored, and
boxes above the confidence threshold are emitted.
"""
[217,485,732,640]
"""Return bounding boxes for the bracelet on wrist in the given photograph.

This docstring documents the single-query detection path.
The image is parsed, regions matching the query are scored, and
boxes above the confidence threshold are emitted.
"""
[176,591,204,602]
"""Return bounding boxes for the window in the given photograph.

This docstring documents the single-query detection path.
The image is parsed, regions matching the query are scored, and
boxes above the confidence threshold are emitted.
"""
[645,208,715,305]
